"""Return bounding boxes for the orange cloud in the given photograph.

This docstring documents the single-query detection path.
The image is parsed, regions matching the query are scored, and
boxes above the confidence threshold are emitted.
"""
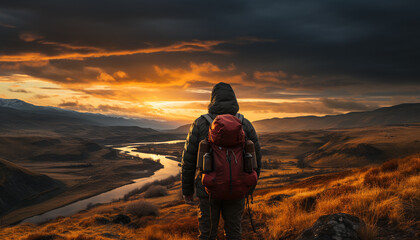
[153,62,245,87]
[38,41,103,51]
[97,72,115,82]
[0,60,49,70]
[254,70,288,82]
[56,100,181,121]
[0,40,227,63]
[113,71,128,79]
[19,33,43,42]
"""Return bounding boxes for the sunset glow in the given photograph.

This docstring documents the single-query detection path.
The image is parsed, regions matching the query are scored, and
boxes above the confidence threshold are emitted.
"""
[1,1,419,127]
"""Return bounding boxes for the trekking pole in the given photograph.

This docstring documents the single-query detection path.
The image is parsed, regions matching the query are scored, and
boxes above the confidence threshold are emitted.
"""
[246,195,257,233]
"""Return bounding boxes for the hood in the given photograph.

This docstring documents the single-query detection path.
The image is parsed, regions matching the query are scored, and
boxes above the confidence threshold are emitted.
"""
[208,82,239,115]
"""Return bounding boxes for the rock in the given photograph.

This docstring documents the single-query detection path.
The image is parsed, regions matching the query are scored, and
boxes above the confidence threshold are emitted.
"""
[296,213,365,240]
[112,214,131,225]
[94,216,110,225]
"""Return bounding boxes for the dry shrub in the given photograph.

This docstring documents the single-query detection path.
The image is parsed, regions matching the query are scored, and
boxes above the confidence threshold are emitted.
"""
[124,184,151,201]
[363,170,400,188]
[144,185,168,198]
[125,200,159,218]
[123,174,179,200]
[364,155,420,188]
[380,158,399,172]
[370,196,404,224]
[399,155,420,176]
[266,199,318,239]
[399,175,420,200]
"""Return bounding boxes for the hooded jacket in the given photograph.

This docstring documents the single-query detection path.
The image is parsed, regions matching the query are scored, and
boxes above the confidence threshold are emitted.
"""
[181,82,262,197]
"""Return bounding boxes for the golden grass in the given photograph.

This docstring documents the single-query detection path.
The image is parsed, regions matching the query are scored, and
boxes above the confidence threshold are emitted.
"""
[1,155,418,240]
[253,154,420,239]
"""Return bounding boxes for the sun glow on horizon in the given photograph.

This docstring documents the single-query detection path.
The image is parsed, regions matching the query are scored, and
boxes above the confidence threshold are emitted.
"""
[0,73,343,125]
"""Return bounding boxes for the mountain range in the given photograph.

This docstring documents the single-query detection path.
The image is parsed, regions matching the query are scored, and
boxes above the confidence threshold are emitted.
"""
[0,98,178,130]
[1,98,420,133]
[252,103,420,132]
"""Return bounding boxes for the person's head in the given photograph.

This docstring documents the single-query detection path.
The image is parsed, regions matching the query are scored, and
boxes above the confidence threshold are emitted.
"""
[208,82,239,115]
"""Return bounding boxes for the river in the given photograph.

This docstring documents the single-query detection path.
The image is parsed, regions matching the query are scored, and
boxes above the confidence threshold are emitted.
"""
[22,140,184,224]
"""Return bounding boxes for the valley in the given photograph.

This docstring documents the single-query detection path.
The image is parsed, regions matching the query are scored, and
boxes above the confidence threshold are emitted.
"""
[0,99,419,239]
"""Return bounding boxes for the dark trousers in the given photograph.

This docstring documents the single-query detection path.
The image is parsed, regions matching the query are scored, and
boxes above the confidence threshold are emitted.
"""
[198,197,245,240]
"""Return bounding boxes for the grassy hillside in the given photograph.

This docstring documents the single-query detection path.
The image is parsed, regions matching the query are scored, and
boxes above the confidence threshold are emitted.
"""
[301,125,420,168]
[1,154,418,240]
[0,158,64,216]
[258,125,420,169]
[253,154,420,239]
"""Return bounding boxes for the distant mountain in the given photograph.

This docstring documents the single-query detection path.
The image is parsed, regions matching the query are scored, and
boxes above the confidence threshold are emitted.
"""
[0,157,64,215]
[0,98,189,144]
[163,123,191,134]
[0,98,178,129]
[253,103,420,132]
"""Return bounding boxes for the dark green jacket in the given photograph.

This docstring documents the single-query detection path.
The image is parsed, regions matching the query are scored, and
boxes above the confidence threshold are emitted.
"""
[181,82,262,197]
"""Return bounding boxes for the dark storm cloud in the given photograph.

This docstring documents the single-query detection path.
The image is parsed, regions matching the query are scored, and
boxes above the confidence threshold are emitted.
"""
[0,0,419,90]
[321,98,379,111]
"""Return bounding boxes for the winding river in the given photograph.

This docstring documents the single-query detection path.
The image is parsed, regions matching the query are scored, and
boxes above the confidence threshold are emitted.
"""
[22,140,184,224]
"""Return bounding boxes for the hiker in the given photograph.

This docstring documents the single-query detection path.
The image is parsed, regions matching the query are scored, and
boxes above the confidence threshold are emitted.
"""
[181,82,262,240]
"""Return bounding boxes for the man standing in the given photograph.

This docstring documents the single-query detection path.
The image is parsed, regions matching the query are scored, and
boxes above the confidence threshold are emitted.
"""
[181,82,262,240]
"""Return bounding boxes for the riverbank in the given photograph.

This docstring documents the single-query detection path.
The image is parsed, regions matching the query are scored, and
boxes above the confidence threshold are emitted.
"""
[1,153,163,226]
[132,141,185,162]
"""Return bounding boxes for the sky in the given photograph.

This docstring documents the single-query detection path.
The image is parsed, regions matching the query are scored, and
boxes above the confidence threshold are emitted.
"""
[0,0,419,125]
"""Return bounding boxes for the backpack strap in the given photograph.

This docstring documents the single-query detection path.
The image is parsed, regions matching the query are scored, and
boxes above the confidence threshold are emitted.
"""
[235,113,248,140]
[235,113,244,124]
[201,114,213,125]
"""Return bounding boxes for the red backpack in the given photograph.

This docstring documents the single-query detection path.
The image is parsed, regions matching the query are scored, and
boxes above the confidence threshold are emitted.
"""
[201,113,258,200]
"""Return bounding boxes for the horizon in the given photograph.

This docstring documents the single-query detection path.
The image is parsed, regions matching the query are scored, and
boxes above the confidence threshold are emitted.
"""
[2,97,419,128]
[1,1,420,125]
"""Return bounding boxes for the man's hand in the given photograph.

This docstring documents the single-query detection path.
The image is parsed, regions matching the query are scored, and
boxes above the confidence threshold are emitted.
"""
[183,194,196,205]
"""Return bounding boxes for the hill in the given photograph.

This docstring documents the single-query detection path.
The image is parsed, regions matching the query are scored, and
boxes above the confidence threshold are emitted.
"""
[0,157,64,215]
[163,123,191,134]
[258,124,420,169]
[253,103,420,132]
[0,98,179,130]
[0,102,182,145]
[1,154,418,240]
